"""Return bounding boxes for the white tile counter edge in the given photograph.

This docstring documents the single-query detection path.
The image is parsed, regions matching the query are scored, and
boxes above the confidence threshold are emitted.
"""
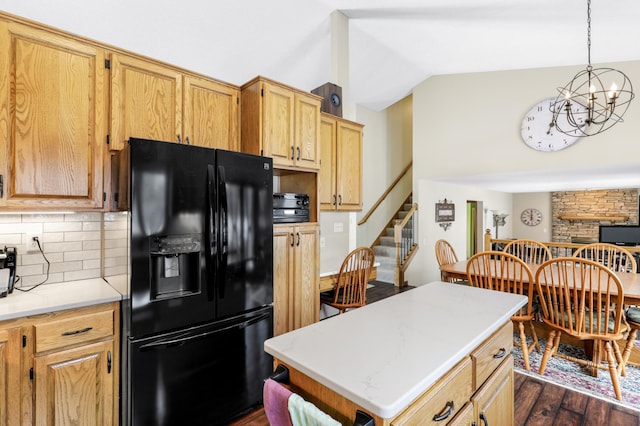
[0,278,122,321]
[264,281,527,419]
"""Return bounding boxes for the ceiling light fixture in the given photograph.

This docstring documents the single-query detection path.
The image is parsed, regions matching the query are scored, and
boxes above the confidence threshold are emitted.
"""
[551,0,634,137]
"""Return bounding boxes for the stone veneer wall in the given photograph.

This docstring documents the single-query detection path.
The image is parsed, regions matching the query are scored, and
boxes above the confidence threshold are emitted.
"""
[552,189,639,243]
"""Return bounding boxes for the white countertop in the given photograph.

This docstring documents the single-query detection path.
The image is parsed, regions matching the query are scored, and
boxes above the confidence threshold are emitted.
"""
[0,278,122,321]
[264,281,527,419]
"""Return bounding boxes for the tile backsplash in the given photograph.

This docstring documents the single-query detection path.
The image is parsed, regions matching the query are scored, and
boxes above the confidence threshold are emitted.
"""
[0,212,128,288]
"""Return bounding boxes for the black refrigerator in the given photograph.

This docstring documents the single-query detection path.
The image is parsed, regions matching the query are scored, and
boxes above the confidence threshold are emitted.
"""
[114,138,274,426]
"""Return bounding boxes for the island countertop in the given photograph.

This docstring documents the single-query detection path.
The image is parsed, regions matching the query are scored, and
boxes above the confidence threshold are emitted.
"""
[264,281,527,419]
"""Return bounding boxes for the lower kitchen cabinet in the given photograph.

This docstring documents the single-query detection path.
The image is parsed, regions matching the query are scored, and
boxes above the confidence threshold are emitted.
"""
[0,327,21,425]
[273,223,319,336]
[472,357,513,426]
[0,301,119,425]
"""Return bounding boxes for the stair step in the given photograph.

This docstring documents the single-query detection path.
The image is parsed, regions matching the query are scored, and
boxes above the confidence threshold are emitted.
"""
[373,245,396,258]
[375,269,395,284]
[379,236,395,247]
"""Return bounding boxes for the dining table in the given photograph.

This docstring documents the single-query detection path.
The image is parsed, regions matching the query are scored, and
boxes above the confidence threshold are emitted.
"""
[440,259,640,305]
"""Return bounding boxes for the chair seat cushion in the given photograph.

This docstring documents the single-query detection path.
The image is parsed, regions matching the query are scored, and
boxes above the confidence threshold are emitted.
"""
[626,306,640,326]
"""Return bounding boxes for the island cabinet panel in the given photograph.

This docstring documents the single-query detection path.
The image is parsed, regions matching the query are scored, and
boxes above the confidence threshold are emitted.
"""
[0,20,106,209]
[0,327,22,425]
[471,320,513,389]
[472,356,514,426]
[0,302,119,426]
[391,357,472,426]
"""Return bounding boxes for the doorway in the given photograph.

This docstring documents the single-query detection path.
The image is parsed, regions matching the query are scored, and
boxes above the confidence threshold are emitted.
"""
[466,200,484,258]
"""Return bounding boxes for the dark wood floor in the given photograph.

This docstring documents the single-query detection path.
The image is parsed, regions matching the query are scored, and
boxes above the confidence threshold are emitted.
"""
[230,281,640,425]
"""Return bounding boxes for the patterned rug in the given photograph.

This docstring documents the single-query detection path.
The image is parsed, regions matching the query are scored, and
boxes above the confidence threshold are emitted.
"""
[512,333,640,411]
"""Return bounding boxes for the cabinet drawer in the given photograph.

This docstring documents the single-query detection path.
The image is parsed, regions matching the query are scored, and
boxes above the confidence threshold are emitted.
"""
[34,309,114,353]
[391,357,472,426]
[471,321,512,389]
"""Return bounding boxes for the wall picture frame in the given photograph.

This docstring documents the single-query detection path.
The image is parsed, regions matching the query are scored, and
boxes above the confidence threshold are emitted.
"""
[435,202,455,222]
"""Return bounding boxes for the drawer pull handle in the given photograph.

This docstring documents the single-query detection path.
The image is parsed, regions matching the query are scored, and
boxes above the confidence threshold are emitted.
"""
[61,327,93,336]
[493,347,506,359]
[432,401,454,422]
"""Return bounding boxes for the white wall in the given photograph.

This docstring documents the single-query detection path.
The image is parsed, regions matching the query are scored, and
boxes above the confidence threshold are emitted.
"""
[406,179,512,286]
[512,193,553,240]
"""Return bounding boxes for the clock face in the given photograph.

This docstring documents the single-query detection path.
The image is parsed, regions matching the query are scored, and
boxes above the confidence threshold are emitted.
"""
[520,208,543,226]
[520,98,587,152]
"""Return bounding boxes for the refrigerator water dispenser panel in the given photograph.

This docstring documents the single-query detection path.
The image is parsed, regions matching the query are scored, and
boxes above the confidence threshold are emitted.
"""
[149,234,201,300]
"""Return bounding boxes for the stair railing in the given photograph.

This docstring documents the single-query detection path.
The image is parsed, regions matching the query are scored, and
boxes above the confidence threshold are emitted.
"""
[358,161,412,226]
[394,203,419,287]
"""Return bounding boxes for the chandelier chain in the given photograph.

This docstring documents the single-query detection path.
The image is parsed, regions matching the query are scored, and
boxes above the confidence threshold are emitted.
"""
[587,0,591,67]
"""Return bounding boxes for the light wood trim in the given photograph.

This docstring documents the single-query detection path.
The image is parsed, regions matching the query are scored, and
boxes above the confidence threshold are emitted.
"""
[559,214,629,223]
[357,161,412,226]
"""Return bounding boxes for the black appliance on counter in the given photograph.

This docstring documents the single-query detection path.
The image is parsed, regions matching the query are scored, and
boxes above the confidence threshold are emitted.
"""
[0,246,17,297]
[113,138,274,426]
[273,192,309,223]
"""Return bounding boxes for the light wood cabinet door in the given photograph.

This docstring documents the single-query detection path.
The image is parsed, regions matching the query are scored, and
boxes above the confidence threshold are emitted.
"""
[294,94,321,170]
[273,224,319,335]
[319,114,363,211]
[335,120,363,211]
[34,339,114,426]
[472,357,514,426]
[110,53,182,151]
[0,327,21,425]
[0,21,106,209]
[263,82,295,166]
[183,76,240,150]
[273,227,295,336]
[319,116,337,210]
[293,224,320,329]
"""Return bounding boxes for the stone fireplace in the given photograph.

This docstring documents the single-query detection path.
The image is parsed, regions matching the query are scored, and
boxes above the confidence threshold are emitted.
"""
[551,189,639,243]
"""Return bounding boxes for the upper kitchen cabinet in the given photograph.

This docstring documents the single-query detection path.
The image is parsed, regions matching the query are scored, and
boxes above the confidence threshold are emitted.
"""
[109,53,183,151]
[319,113,364,211]
[241,77,321,171]
[0,20,107,209]
[183,75,240,150]
[110,54,240,151]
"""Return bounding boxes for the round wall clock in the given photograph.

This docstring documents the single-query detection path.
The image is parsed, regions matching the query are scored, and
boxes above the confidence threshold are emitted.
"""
[520,98,587,152]
[520,208,543,226]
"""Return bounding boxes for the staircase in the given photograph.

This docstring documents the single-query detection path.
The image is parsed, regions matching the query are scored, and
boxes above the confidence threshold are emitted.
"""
[372,200,415,284]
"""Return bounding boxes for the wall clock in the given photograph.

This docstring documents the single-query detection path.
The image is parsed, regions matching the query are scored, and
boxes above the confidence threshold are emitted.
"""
[520,208,543,226]
[520,97,587,152]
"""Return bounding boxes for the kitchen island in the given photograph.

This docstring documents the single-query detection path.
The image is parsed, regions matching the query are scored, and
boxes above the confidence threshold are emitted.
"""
[264,281,527,425]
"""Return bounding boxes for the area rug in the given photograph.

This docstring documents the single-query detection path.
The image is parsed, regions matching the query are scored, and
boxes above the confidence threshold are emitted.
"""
[512,334,640,411]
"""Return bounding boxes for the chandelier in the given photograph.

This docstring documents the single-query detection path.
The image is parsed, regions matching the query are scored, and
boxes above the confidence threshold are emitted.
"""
[551,0,634,137]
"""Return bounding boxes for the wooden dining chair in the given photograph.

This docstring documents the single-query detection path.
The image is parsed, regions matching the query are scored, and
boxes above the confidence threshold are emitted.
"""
[320,247,375,315]
[435,239,464,284]
[466,251,540,371]
[573,243,638,375]
[572,242,637,274]
[535,257,628,400]
[503,239,552,265]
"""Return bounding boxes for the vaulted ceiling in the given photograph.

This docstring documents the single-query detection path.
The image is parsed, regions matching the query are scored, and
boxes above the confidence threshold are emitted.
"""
[2,0,639,192]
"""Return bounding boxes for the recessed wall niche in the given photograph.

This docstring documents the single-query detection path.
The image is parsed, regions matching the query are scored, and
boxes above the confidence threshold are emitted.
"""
[552,189,639,243]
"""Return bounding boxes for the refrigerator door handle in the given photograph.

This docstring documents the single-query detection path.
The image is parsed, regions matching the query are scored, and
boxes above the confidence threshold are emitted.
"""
[207,164,218,301]
[138,310,271,352]
[217,165,228,299]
